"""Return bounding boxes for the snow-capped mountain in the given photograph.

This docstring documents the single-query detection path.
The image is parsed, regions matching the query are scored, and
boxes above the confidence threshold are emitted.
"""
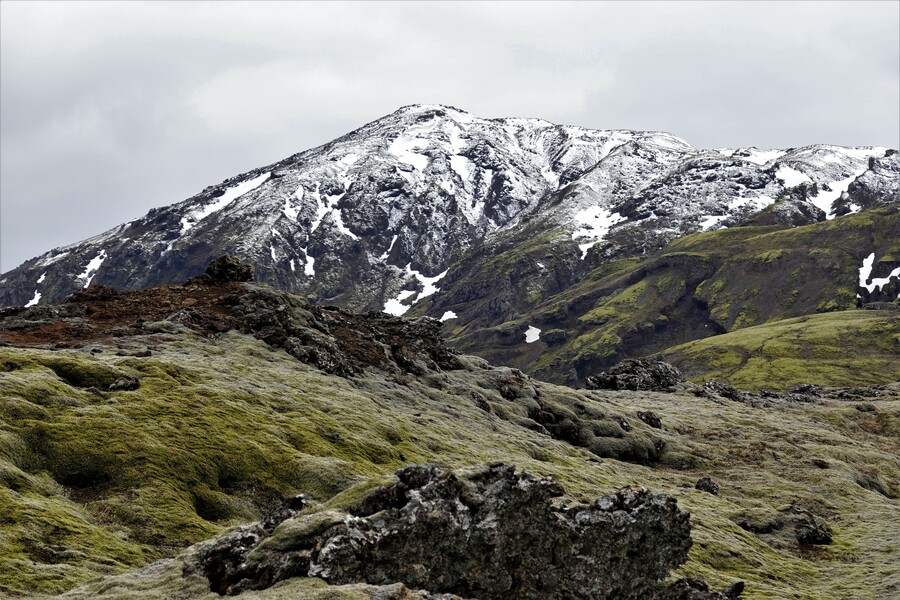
[1,104,897,321]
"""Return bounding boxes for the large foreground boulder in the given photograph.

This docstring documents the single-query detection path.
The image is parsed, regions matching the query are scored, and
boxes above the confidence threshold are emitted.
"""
[194,464,693,599]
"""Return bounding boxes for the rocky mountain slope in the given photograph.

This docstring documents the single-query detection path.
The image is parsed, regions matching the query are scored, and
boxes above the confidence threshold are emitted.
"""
[1,262,897,599]
[2,107,897,383]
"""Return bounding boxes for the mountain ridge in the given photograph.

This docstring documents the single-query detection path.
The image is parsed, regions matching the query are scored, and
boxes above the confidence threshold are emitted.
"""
[2,105,897,383]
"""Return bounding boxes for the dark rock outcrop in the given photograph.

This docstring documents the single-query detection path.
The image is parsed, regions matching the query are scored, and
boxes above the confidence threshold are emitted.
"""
[695,476,720,495]
[638,410,663,429]
[697,380,744,402]
[203,255,255,283]
[733,504,832,548]
[586,358,684,391]
[835,151,900,216]
[193,464,693,599]
[791,506,833,546]
[741,195,826,227]
[0,264,461,379]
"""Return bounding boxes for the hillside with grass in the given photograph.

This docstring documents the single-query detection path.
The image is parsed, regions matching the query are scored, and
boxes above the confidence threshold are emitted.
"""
[659,311,900,390]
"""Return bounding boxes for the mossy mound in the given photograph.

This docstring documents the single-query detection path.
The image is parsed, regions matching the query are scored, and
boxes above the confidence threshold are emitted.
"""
[0,331,662,596]
[659,311,900,391]
[0,327,897,598]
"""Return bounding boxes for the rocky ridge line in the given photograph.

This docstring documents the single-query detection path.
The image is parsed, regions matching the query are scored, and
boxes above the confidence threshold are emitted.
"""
[0,256,461,378]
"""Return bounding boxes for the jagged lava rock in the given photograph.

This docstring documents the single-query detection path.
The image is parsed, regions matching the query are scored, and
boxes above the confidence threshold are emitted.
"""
[195,464,693,599]
[203,254,255,283]
[586,358,684,391]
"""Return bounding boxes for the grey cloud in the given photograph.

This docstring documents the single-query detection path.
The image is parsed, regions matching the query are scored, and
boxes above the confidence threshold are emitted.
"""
[2,1,897,271]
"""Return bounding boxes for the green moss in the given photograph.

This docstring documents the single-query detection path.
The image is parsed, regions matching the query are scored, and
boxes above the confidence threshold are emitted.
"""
[3,323,900,599]
[662,311,900,390]
[452,208,899,388]
[43,358,130,390]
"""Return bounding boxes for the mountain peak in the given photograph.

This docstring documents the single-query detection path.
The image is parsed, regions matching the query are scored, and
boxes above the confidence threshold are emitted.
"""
[1,107,897,338]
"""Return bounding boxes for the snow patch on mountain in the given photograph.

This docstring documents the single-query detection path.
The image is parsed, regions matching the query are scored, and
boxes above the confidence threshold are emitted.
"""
[76,250,107,288]
[525,326,541,343]
[450,155,474,183]
[181,172,270,234]
[775,165,812,188]
[300,247,315,277]
[35,251,70,268]
[439,310,458,322]
[730,195,774,212]
[329,207,358,240]
[381,265,449,316]
[380,235,399,261]
[24,290,41,307]
[699,215,730,230]
[389,133,432,172]
[830,147,888,161]
[283,192,301,222]
[308,183,328,233]
[811,171,867,219]
[406,264,448,300]
[383,289,417,316]
[447,122,468,154]
[572,207,626,259]
[859,252,900,293]
[36,272,46,284]
[738,149,786,165]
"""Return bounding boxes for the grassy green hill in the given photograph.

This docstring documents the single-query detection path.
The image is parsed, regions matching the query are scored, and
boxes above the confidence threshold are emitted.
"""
[657,310,900,391]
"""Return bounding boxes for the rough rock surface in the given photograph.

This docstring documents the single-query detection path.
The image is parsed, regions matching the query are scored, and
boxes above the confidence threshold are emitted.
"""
[741,194,825,227]
[2,105,894,334]
[193,464,693,599]
[695,476,720,495]
[836,150,900,216]
[734,504,833,549]
[0,264,670,468]
[637,410,663,429]
[586,358,684,391]
[657,579,745,599]
[203,255,255,283]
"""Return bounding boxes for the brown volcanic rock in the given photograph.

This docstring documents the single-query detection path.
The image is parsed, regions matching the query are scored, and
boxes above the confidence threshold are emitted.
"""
[0,257,460,378]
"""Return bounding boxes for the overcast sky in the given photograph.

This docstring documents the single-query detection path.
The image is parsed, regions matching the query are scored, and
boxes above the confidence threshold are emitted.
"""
[2,1,898,272]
